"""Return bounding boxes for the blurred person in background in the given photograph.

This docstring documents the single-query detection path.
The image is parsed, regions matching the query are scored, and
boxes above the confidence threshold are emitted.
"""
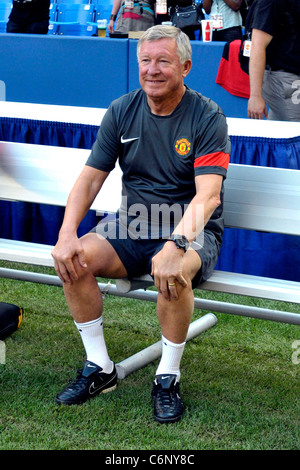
[7,0,50,34]
[202,0,243,42]
[247,0,300,121]
[108,0,155,34]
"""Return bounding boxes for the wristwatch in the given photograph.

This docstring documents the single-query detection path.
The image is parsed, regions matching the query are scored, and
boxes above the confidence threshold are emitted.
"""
[110,14,117,21]
[170,234,189,252]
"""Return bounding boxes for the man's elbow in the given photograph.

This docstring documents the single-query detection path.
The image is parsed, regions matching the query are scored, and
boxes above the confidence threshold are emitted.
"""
[211,193,222,211]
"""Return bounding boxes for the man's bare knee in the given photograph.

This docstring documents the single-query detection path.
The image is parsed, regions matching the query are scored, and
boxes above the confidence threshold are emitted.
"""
[80,233,127,278]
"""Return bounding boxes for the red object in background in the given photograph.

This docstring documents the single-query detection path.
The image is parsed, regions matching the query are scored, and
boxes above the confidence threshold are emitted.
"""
[205,22,211,41]
[216,40,250,98]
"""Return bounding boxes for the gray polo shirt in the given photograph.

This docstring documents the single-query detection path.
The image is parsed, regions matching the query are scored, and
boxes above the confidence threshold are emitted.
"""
[87,87,230,239]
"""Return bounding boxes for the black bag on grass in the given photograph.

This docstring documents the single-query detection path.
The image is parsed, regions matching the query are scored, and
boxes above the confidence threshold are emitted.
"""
[0,302,23,340]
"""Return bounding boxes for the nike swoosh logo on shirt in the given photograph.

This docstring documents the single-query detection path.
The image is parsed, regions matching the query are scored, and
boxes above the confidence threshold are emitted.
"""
[121,135,139,144]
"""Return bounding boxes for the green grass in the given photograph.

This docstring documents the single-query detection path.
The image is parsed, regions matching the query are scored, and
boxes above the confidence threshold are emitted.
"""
[0,261,299,450]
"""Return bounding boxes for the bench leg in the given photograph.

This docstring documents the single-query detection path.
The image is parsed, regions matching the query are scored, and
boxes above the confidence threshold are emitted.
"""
[116,313,217,380]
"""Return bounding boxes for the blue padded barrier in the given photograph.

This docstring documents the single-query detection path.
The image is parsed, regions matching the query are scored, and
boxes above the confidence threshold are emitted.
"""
[0,34,129,108]
[0,33,248,116]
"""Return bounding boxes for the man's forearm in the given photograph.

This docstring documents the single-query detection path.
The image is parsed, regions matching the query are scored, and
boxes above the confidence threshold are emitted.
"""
[111,0,122,16]
[249,43,266,100]
[247,29,273,119]
[172,175,223,242]
[59,190,90,237]
[249,29,273,98]
[58,167,108,237]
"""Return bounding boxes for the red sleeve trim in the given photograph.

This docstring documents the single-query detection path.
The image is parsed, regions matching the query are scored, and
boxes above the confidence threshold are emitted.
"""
[194,151,230,170]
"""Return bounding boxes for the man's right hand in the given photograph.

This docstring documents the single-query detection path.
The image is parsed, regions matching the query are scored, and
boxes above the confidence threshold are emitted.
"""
[51,234,87,284]
[248,95,268,120]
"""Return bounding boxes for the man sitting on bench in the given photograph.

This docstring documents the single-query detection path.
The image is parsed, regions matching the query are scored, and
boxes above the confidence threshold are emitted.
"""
[51,25,231,424]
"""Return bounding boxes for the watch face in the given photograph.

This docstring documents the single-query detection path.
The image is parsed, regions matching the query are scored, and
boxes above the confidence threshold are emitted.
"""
[176,239,185,249]
[172,236,187,251]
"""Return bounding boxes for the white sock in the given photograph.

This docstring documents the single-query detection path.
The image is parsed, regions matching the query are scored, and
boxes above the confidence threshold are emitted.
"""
[155,335,186,382]
[74,317,114,374]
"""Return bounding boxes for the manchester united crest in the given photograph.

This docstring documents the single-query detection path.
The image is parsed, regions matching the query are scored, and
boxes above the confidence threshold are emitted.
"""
[175,138,191,156]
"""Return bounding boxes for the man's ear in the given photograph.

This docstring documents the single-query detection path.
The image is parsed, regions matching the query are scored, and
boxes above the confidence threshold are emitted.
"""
[182,59,192,78]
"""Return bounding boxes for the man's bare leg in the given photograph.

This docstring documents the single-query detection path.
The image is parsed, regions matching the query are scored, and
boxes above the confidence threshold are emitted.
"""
[55,233,127,405]
[152,250,201,423]
[62,233,127,323]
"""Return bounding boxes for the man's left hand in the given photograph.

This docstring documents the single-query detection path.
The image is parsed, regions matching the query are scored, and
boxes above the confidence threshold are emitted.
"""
[151,241,188,301]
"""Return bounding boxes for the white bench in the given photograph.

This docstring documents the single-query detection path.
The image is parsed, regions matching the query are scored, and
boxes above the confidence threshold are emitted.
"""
[1,140,300,376]
[1,139,300,310]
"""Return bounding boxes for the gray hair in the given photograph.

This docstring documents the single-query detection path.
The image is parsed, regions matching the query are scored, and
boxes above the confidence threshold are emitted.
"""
[137,25,192,64]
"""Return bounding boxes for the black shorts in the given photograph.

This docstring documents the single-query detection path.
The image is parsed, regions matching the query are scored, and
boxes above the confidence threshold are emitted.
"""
[91,218,221,289]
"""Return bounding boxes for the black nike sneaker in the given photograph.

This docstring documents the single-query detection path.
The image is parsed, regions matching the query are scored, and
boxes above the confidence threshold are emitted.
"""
[55,360,117,405]
[151,374,183,424]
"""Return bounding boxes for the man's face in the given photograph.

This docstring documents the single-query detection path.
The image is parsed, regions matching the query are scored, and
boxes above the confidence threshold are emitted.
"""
[138,38,190,103]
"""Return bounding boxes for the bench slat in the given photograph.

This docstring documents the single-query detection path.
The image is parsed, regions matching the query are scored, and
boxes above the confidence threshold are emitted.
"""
[116,271,300,304]
[0,141,122,213]
[0,239,54,267]
[223,165,300,235]
[201,270,300,303]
